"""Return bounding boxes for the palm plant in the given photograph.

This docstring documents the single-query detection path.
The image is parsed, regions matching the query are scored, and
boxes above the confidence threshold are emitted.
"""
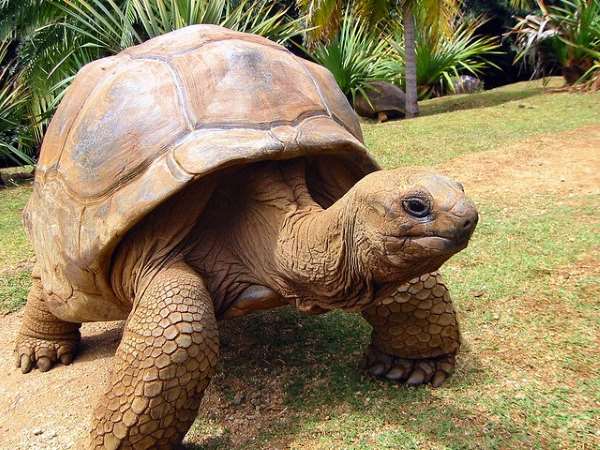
[509,0,600,84]
[304,8,395,103]
[59,0,303,49]
[0,39,35,166]
[297,0,462,117]
[390,14,502,98]
[296,0,393,44]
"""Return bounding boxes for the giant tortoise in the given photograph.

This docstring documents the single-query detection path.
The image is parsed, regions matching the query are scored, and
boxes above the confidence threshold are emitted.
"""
[16,25,478,449]
[353,81,407,122]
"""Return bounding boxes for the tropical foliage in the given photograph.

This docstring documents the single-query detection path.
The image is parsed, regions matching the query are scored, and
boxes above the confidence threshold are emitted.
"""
[389,14,501,98]
[509,0,600,85]
[0,39,34,165]
[303,3,501,102]
[304,8,395,103]
[297,0,465,116]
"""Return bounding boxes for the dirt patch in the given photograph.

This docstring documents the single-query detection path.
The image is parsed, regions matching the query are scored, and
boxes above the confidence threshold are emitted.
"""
[0,313,121,449]
[438,125,600,203]
[0,124,599,449]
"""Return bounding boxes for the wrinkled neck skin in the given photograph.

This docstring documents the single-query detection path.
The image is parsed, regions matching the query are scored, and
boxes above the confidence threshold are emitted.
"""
[185,160,374,317]
[274,188,374,313]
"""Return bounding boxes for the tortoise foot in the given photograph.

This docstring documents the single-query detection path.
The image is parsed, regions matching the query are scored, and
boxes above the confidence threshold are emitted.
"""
[364,345,456,388]
[15,334,79,374]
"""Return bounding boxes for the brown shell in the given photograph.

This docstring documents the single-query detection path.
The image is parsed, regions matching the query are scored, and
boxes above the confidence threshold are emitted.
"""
[24,25,379,320]
[354,81,406,118]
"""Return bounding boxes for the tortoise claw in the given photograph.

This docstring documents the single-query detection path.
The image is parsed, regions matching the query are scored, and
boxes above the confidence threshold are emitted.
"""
[364,349,456,388]
[37,356,53,372]
[20,354,33,374]
[14,335,78,374]
[431,370,449,388]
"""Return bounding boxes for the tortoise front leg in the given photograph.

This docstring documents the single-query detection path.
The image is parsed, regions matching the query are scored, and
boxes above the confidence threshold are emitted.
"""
[362,272,460,387]
[89,262,219,449]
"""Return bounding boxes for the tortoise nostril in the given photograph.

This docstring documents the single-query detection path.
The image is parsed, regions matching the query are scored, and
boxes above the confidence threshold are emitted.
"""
[463,219,472,230]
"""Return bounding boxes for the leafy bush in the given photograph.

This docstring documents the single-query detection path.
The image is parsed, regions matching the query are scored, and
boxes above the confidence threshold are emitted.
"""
[303,9,395,103]
[510,0,600,85]
[389,14,502,98]
[0,39,35,165]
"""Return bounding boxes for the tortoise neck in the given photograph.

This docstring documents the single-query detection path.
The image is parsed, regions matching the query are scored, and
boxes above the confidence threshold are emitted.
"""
[274,188,374,312]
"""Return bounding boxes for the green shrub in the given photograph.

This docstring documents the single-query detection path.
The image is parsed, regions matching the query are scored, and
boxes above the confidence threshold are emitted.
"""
[389,14,502,98]
[303,8,395,103]
[510,0,600,85]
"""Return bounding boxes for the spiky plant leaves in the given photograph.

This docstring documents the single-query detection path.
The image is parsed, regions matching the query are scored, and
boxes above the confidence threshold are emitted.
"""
[389,14,501,98]
[303,8,395,104]
[0,39,35,165]
[509,0,600,84]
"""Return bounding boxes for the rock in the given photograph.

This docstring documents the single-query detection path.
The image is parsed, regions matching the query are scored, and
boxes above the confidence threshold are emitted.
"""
[453,75,483,94]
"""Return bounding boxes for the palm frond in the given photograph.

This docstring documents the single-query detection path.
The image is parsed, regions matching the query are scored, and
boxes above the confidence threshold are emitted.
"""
[509,0,600,84]
[304,8,394,102]
[391,14,502,98]
[221,0,304,44]
[297,0,344,44]
[0,39,35,165]
[57,0,141,53]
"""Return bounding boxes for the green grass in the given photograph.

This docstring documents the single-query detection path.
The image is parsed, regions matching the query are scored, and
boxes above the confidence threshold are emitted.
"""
[363,78,600,168]
[1,79,599,448]
[0,184,33,313]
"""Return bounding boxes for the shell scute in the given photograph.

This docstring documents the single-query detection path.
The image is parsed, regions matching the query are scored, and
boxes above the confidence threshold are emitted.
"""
[56,57,188,199]
[169,39,326,126]
[38,56,121,171]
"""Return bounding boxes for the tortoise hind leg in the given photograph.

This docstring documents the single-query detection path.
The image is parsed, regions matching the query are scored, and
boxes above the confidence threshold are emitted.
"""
[89,262,219,449]
[15,272,81,373]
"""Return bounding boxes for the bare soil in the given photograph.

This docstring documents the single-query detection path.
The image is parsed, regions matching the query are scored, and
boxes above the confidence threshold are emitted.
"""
[440,124,600,202]
[0,125,599,449]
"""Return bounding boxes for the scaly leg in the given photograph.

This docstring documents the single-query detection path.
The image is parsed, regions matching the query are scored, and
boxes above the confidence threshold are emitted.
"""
[362,272,460,387]
[89,262,219,449]
[15,272,81,373]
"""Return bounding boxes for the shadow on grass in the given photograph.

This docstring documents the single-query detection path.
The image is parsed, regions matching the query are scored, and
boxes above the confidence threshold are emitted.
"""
[419,86,547,118]
[185,307,491,449]
[360,85,547,128]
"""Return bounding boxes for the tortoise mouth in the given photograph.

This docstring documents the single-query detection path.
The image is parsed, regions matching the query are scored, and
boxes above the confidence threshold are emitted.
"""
[411,235,469,253]
[384,234,469,257]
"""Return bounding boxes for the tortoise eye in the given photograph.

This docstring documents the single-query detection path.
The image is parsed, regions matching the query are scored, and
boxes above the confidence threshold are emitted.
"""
[403,197,431,218]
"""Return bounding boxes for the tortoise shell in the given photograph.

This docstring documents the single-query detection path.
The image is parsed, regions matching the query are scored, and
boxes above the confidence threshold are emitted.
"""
[24,25,379,321]
[354,81,406,119]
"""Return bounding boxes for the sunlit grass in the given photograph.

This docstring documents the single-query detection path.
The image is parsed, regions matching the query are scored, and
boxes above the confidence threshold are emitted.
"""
[0,184,33,313]
[363,78,600,168]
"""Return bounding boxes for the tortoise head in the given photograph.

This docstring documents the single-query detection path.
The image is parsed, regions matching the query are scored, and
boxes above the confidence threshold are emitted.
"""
[348,169,478,285]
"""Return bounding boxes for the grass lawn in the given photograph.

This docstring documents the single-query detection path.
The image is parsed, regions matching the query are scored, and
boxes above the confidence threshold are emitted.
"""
[1,78,599,449]
[363,78,600,168]
[0,185,33,313]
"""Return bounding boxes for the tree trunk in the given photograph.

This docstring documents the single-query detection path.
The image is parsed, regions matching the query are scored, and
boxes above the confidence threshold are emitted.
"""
[403,5,419,118]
